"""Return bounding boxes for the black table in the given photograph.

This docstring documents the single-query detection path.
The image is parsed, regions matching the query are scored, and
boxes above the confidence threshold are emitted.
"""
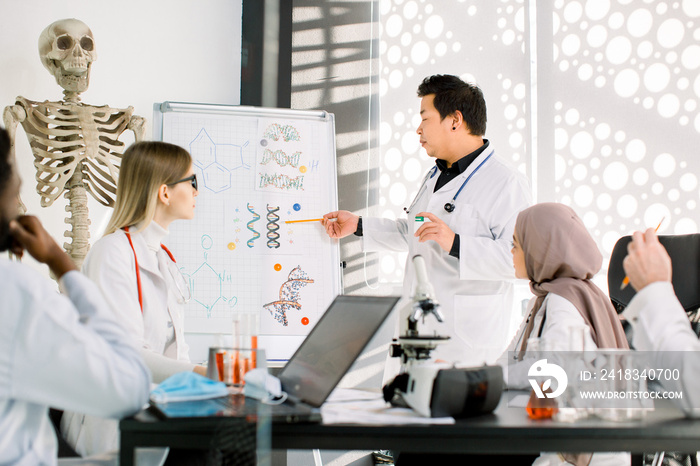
[120,392,698,466]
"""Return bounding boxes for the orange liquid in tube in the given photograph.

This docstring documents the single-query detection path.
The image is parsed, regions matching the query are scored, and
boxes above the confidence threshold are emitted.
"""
[232,351,241,384]
[251,335,258,368]
[526,384,559,420]
[215,351,225,382]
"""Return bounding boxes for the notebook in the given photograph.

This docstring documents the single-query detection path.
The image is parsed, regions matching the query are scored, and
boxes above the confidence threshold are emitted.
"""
[150,294,400,423]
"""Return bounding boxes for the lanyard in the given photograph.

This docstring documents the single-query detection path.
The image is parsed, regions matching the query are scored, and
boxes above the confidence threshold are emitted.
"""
[124,226,176,313]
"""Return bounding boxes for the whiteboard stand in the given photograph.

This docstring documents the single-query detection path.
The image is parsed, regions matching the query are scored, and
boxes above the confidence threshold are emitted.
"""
[153,102,341,362]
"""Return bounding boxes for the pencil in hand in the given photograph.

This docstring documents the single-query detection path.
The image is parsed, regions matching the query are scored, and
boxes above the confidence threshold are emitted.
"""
[284,218,323,224]
[620,217,665,290]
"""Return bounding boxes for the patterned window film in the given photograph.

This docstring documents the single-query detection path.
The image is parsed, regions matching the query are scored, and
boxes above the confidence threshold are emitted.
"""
[377,0,700,290]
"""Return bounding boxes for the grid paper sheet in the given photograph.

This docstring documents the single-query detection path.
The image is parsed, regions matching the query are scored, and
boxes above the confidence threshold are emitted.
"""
[160,107,339,359]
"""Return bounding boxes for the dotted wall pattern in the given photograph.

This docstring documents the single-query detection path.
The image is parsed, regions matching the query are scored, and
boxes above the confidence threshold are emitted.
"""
[378,0,530,282]
[378,0,700,284]
[549,0,700,255]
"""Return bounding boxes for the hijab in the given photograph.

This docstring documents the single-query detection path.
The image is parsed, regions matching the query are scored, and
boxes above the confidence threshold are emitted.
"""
[516,203,628,357]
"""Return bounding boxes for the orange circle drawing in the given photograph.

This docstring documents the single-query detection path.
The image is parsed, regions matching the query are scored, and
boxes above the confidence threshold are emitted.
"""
[227,242,236,250]
[274,263,282,271]
[299,165,307,173]
[301,317,309,325]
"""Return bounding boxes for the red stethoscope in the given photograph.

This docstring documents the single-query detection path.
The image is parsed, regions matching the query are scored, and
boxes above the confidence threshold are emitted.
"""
[123,226,178,313]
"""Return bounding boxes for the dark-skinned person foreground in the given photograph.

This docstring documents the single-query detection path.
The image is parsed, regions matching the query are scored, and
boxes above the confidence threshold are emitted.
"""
[0,127,150,465]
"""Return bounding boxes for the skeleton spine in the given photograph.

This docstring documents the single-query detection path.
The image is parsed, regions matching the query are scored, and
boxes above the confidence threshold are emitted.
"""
[63,179,91,270]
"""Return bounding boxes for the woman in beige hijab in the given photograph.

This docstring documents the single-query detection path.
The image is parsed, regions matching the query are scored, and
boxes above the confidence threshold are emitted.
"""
[499,202,629,466]
[515,202,627,352]
[501,203,627,376]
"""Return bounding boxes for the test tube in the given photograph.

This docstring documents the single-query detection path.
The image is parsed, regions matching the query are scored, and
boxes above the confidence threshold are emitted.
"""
[215,349,226,382]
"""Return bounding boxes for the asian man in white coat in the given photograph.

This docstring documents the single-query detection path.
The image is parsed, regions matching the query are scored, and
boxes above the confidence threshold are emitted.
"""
[0,127,151,465]
[622,228,700,416]
[322,75,532,366]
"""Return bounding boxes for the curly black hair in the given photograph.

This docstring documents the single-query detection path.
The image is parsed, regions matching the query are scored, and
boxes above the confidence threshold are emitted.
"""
[417,75,487,136]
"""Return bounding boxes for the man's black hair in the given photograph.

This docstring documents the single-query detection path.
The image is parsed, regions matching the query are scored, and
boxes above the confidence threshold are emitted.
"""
[417,75,487,136]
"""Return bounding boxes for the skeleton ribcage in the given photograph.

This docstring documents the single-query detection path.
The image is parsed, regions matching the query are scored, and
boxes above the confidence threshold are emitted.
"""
[17,97,133,207]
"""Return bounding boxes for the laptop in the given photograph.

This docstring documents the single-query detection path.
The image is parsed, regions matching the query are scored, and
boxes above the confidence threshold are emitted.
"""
[150,294,400,423]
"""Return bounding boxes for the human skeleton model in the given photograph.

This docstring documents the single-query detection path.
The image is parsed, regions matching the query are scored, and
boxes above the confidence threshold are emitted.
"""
[3,18,145,269]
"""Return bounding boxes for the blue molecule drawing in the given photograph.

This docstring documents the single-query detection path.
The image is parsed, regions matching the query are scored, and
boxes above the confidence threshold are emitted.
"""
[189,128,250,194]
[183,235,238,318]
[293,203,301,211]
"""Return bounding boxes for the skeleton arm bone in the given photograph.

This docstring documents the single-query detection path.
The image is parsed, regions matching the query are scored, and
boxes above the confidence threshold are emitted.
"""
[128,114,146,142]
[3,104,27,139]
[3,104,28,214]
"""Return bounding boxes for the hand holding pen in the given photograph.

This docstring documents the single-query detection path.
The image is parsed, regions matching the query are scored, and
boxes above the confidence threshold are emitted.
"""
[620,217,664,290]
[320,211,359,239]
[622,226,672,292]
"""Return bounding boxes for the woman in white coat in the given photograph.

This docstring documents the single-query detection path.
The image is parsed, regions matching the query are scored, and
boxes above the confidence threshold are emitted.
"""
[398,204,631,466]
[500,203,629,466]
[61,141,206,457]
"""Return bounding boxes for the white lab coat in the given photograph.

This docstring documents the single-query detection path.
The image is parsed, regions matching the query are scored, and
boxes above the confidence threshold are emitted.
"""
[624,281,700,417]
[497,293,598,389]
[363,148,532,366]
[0,261,150,466]
[62,223,194,457]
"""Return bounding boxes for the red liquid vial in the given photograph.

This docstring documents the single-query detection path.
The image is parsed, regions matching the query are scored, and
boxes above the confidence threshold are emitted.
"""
[526,385,559,420]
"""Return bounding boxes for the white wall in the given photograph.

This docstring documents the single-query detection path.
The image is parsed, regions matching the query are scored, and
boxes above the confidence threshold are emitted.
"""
[0,0,242,276]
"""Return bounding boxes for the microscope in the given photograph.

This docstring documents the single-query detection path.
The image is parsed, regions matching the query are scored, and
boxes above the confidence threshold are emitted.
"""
[382,255,503,418]
[389,254,450,369]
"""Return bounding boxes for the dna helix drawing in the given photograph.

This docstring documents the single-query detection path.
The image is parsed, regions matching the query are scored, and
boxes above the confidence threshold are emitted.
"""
[266,204,280,249]
[246,203,260,248]
[260,148,301,168]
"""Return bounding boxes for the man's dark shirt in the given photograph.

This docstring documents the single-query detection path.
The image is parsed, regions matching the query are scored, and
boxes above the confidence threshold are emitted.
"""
[433,140,489,192]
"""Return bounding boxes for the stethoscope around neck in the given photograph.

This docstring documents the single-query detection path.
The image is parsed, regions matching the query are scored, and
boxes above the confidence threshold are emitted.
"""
[123,226,191,312]
[403,150,494,215]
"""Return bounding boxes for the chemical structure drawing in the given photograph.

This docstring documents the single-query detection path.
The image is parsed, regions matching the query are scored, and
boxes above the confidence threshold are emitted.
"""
[263,266,314,326]
[263,123,301,142]
[185,235,237,318]
[246,203,261,248]
[260,149,301,168]
[189,128,250,194]
[258,172,304,191]
[266,204,280,249]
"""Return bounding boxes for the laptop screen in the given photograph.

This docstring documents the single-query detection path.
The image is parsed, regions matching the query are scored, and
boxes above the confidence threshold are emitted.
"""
[277,295,400,408]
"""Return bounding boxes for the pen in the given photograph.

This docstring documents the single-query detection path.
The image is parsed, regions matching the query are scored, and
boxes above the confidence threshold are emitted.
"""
[284,218,323,224]
[620,217,665,290]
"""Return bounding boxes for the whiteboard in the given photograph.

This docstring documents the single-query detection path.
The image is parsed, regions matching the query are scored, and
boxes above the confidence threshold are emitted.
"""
[153,102,341,360]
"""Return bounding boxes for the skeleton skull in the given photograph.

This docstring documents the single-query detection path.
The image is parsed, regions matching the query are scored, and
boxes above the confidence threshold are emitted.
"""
[38,19,97,95]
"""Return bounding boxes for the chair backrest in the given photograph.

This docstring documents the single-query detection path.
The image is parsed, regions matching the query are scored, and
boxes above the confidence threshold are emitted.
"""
[608,233,700,314]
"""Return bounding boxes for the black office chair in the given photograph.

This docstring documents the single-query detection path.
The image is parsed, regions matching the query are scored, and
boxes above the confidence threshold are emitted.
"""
[608,233,700,330]
[608,233,700,466]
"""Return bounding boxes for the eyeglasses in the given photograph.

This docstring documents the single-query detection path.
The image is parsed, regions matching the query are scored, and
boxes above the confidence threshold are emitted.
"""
[167,174,198,191]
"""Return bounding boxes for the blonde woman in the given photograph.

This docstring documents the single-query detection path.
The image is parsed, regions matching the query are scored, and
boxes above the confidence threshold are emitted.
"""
[61,141,205,457]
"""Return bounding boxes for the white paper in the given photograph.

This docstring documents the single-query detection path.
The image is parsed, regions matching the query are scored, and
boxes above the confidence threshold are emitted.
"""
[321,397,455,425]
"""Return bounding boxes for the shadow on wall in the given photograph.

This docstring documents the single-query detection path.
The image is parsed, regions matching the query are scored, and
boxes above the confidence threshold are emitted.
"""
[292,1,384,294]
